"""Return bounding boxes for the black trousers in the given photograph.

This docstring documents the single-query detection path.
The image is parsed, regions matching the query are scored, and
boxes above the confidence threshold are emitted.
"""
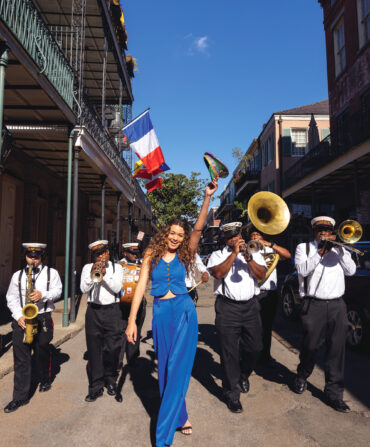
[215,295,263,401]
[117,299,146,368]
[258,289,278,362]
[297,297,347,400]
[12,312,53,401]
[85,302,123,394]
[186,287,199,304]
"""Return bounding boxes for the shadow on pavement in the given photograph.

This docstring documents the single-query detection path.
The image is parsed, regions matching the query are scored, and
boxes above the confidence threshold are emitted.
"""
[116,331,160,447]
[193,324,223,401]
[29,345,70,399]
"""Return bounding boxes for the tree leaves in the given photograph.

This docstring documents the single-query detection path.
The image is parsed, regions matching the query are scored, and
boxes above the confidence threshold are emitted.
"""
[146,172,208,225]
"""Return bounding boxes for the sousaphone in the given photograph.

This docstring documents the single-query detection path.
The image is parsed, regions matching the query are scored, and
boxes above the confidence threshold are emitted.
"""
[247,191,291,284]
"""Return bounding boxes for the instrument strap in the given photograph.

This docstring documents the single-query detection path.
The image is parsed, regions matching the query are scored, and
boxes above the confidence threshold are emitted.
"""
[304,242,309,295]
[18,270,24,308]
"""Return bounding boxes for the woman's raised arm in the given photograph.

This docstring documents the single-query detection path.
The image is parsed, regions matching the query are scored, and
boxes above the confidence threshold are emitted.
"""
[189,178,218,254]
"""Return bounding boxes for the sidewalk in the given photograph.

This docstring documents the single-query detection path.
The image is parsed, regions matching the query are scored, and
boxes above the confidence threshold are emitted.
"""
[0,295,87,379]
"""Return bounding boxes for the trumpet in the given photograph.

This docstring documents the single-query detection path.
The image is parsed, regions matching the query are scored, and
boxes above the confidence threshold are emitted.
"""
[241,240,262,255]
[91,262,105,283]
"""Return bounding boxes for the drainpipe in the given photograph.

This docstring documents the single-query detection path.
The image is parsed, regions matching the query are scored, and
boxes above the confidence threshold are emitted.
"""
[278,115,283,195]
[0,43,9,159]
[70,145,81,323]
[63,129,76,327]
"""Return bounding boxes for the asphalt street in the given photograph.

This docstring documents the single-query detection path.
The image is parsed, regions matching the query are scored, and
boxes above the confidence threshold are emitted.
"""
[0,280,369,447]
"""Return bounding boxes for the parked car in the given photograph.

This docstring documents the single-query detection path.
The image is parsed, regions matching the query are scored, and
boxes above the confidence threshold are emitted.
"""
[279,242,370,350]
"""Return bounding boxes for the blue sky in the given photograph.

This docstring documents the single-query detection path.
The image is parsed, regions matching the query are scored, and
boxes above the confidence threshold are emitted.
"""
[122,0,328,192]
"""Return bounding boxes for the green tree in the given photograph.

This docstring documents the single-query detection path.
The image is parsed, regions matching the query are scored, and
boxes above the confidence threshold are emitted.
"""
[146,172,208,225]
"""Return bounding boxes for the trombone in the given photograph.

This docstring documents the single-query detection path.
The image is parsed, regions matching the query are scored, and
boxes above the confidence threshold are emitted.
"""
[321,219,364,256]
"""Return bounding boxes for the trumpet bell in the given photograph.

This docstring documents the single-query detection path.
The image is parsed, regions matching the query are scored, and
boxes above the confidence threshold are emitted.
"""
[247,191,290,235]
[91,271,103,283]
[338,219,363,244]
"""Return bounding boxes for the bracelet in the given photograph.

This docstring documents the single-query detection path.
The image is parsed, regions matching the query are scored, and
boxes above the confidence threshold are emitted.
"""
[246,255,252,263]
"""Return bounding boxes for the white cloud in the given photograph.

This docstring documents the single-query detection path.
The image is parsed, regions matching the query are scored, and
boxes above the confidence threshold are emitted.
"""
[184,34,210,56]
[195,36,209,53]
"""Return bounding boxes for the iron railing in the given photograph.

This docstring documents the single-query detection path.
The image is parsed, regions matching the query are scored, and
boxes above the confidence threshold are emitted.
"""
[235,170,260,194]
[283,111,370,190]
[0,0,74,109]
[81,97,151,212]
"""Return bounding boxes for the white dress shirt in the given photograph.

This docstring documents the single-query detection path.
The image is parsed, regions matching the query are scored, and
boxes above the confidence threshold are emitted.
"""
[295,240,356,299]
[6,265,62,321]
[208,247,267,301]
[259,246,277,291]
[185,253,209,287]
[80,261,124,305]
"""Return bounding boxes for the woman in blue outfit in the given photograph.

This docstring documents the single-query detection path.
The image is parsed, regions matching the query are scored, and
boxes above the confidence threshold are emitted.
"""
[126,178,218,447]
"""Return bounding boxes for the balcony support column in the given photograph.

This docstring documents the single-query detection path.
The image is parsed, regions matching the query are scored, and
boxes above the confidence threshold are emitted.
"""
[353,161,359,215]
[0,43,9,158]
[63,129,77,327]
[70,145,81,323]
[101,175,107,239]
[101,36,108,127]
[311,186,316,217]
[115,192,121,259]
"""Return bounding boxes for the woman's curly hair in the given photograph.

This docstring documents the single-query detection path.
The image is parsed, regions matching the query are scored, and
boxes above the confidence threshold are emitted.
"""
[145,218,195,275]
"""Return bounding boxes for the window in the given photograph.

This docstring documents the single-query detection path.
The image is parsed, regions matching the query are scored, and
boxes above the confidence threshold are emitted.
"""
[357,0,370,48]
[291,129,307,156]
[333,17,346,76]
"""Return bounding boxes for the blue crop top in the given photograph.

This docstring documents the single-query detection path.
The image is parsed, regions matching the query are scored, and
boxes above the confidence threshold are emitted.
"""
[150,254,189,296]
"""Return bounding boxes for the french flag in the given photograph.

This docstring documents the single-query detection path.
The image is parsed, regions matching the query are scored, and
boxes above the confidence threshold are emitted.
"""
[133,160,170,179]
[122,110,165,174]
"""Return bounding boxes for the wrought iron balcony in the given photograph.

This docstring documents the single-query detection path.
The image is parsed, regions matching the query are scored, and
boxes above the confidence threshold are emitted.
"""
[235,170,260,196]
[80,97,151,212]
[0,0,74,109]
[283,110,370,191]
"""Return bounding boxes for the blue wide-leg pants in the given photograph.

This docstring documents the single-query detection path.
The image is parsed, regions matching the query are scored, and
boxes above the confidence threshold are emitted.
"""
[152,294,198,447]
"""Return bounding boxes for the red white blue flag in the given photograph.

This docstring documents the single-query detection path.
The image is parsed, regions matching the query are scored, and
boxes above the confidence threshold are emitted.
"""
[122,110,165,174]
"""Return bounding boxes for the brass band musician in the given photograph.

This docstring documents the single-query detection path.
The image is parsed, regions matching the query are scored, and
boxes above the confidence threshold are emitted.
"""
[80,240,124,403]
[4,243,62,413]
[114,242,146,403]
[293,216,356,413]
[208,222,267,413]
[248,227,291,366]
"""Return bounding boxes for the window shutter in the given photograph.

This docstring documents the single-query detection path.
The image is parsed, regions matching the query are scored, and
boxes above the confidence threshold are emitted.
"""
[282,128,292,156]
[321,128,330,140]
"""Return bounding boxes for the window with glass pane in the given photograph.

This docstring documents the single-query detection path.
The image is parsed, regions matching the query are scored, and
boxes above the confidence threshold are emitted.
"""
[291,129,307,156]
[334,18,346,75]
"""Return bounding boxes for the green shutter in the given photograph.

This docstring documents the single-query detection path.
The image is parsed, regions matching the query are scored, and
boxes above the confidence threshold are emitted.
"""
[282,128,292,156]
[321,128,330,140]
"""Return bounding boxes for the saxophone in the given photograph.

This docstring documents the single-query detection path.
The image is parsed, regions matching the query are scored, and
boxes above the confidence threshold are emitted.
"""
[22,263,39,344]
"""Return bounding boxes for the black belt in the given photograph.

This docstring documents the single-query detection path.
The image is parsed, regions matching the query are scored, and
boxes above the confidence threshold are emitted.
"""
[308,297,342,302]
[88,302,119,309]
[217,294,256,304]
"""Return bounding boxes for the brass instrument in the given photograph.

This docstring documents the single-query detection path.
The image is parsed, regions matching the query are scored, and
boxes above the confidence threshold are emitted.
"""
[22,263,39,344]
[259,247,280,285]
[322,219,364,256]
[247,191,290,235]
[242,240,262,255]
[91,262,104,283]
[247,191,291,284]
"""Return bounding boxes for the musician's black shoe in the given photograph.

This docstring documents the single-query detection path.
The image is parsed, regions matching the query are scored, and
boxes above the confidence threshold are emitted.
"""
[85,388,104,402]
[226,399,243,413]
[39,381,52,393]
[115,392,123,403]
[240,378,250,394]
[4,399,29,413]
[106,383,117,396]
[325,397,350,413]
[293,376,307,394]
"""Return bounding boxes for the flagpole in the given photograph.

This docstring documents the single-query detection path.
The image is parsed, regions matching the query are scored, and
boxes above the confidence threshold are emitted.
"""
[122,107,151,131]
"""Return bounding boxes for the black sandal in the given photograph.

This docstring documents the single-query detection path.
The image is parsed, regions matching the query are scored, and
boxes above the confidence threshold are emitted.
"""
[177,425,193,436]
